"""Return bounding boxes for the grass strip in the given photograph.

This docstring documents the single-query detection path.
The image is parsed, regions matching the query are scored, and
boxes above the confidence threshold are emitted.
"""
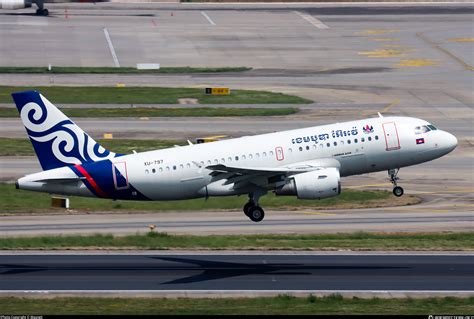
[0,86,311,104]
[0,182,418,213]
[0,137,183,156]
[1,232,472,250]
[0,137,189,156]
[0,295,472,315]
[0,107,298,118]
[0,66,251,74]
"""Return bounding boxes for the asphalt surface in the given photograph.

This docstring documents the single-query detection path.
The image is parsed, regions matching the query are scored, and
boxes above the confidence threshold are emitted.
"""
[1,206,473,236]
[1,254,473,293]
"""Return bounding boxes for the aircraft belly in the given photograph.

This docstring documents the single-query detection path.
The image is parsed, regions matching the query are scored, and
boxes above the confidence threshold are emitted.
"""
[338,153,368,176]
[136,176,209,201]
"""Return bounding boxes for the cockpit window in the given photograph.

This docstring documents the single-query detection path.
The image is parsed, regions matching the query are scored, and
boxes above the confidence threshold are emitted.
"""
[414,125,430,134]
[427,124,437,131]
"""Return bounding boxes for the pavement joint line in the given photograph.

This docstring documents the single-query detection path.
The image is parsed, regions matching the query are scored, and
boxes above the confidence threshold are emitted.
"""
[103,28,120,68]
[201,11,216,26]
[416,32,473,71]
[294,11,329,30]
[346,183,391,188]
[303,211,337,216]
[382,99,400,113]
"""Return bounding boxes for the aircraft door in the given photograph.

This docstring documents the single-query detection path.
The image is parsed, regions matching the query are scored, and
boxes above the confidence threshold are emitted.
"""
[112,162,129,190]
[382,122,401,151]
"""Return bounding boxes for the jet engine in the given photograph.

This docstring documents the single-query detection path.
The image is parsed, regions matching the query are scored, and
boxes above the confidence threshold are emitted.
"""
[275,167,341,200]
[0,0,32,9]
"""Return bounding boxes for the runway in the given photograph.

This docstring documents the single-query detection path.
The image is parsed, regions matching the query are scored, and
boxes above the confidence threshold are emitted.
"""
[1,253,473,297]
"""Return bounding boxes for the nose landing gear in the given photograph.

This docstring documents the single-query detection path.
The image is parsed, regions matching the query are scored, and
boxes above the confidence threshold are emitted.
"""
[389,168,404,197]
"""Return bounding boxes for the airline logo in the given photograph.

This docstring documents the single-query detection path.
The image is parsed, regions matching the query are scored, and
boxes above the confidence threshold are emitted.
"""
[362,124,374,134]
[416,138,425,145]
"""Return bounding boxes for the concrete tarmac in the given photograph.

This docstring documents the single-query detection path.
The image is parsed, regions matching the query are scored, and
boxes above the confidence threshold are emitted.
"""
[1,253,473,296]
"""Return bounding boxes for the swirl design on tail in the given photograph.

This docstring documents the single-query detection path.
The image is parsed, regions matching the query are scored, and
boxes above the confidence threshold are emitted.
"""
[19,95,116,168]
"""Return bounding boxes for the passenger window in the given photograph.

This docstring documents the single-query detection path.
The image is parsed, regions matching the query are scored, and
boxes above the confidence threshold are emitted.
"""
[326,143,330,147]
[375,135,379,140]
[173,165,177,170]
[361,137,365,142]
[427,124,437,130]
[235,156,239,161]
[145,169,149,174]
[228,157,232,162]
[333,142,337,146]
[214,159,218,164]
[166,166,170,171]
[186,164,190,169]
[159,167,164,172]
[207,160,211,165]
[242,155,246,160]
[299,147,303,151]
[263,152,267,157]
[288,148,293,153]
[249,154,253,159]
[180,164,184,169]
[354,139,358,143]
[306,146,310,150]
[221,158,225,163]
[368,137,372,141]
[269,151,274,156]
[347,140,351,144]
[256,153,260,158]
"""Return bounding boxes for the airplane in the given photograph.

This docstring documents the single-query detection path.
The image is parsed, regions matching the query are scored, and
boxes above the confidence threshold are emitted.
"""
[0,0,104,16]
[13,91,458,222]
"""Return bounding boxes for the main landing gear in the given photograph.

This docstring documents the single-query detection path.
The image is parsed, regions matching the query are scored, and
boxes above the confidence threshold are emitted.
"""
[243,190,267,222]
[34,0,48,16]
[36,8,48,16]
[389,168,404,197]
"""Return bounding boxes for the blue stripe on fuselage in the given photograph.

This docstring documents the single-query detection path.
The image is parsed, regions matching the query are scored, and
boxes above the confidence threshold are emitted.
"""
[70,160,150,200]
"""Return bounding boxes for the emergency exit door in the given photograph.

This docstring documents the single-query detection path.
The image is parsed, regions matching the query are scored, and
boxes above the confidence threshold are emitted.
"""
[382,122,401,151]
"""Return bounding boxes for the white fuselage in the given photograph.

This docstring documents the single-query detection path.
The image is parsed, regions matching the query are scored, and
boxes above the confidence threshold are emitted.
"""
[17,116,457,201]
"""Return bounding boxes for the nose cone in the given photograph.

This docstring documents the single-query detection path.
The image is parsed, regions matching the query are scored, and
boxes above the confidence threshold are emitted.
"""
[442,132,458,153]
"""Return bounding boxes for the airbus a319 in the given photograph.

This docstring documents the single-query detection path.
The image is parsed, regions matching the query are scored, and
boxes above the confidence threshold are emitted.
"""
[13,91,457,222]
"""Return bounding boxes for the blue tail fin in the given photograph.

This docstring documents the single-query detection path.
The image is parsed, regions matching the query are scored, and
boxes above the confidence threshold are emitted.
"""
[12,90,117,171]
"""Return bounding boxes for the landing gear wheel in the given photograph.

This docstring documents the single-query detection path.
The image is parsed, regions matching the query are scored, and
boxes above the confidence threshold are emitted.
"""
[36,8,48,16]
[248,206,265,222]
[393,186,404,197]
[243,202,254,216]
[388,168,404,197]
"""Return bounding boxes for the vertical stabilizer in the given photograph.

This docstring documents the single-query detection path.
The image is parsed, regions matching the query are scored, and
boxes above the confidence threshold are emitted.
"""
[12,90,117,171]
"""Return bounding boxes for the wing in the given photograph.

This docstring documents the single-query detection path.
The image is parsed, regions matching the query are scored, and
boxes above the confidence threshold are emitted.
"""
[205,158,340,189]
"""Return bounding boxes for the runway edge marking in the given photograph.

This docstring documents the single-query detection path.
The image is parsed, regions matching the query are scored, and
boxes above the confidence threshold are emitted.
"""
[294,11,329,30]
[103,28,120,68]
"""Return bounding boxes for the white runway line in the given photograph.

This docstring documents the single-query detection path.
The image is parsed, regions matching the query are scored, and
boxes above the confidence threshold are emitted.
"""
[103,28,120,67]
[201,11,216,26]
[294,11,329,30]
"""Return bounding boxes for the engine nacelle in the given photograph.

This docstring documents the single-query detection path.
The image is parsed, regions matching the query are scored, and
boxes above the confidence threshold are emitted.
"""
[275,168,341,200]
[0,0,31,9]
